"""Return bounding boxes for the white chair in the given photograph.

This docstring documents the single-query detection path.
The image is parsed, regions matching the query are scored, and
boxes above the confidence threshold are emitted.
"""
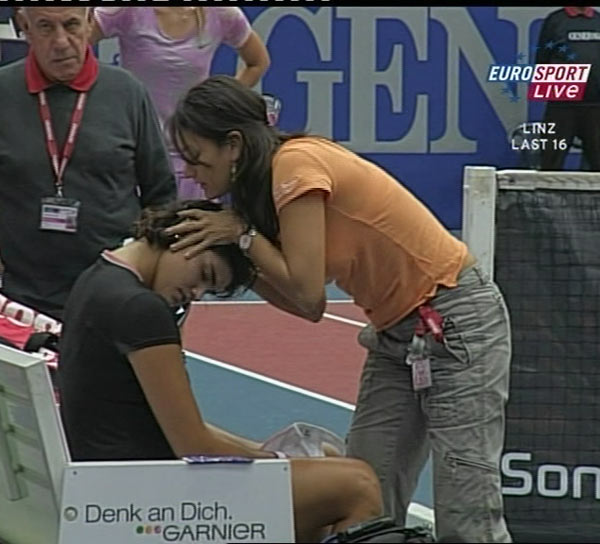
[0,344,294,544]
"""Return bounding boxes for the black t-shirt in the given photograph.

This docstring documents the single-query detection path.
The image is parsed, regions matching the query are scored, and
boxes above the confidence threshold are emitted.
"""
[536,9,600,103]
[58,256,181,461]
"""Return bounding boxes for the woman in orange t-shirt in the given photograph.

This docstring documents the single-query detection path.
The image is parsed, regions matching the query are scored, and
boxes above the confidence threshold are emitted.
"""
[166,75,513,543]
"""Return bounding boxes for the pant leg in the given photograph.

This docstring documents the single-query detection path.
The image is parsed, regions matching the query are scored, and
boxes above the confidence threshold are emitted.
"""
[540,103,576,170]
[346,322,430,526]
[424,266,512,543]
[576,106,600,171]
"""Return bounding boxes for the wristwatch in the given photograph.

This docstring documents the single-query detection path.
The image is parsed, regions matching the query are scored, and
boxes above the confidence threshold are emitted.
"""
[238,227,257,252]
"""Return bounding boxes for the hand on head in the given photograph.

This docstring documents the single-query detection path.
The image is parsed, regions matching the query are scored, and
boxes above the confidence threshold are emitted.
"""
[164,208,247,259]
[130,200,256,302]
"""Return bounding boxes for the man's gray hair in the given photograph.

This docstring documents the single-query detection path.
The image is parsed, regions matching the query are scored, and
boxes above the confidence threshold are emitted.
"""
[20,7,91,21]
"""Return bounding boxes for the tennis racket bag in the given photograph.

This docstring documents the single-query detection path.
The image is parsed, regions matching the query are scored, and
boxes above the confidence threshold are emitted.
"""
[322,517,435,543]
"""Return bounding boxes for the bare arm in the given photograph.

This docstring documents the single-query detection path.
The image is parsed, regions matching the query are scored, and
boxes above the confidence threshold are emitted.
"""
[166,192,327,322]
[244,191,327,321]
[129,344,274,458]
[251,275,322,321]
[206,424,263,451]
[235,31,271,87]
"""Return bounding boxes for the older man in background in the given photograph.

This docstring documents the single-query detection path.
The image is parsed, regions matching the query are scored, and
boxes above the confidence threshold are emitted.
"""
[0,7,176,319]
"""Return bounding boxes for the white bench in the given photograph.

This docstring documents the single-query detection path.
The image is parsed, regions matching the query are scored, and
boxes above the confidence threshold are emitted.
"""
[0,344,294,544]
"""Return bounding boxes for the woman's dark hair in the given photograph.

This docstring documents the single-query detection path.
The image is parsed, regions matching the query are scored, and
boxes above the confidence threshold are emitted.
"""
[132,199,256,297]
[169,75,302,245]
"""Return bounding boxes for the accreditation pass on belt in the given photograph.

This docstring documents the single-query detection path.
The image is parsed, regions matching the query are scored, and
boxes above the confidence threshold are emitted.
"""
[406,334,432,391]
[40,196,81,234]
[409,356,432,391]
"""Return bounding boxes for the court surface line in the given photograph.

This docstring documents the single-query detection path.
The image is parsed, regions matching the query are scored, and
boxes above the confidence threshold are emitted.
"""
[322,312,366,328]
[184,350,356,411]
[184,349,436,518]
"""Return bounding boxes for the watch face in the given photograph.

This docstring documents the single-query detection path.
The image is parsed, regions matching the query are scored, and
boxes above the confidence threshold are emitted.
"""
[239,234,251,251]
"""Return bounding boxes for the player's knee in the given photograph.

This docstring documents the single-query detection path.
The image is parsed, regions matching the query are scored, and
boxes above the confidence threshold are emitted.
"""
[348,459,384,516]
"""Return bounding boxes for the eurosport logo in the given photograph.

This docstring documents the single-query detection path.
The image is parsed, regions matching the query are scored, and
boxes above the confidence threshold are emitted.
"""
[488,63,591,101]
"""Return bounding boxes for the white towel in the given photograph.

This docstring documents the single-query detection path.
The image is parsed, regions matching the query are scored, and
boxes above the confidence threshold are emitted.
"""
[261,422,346,458]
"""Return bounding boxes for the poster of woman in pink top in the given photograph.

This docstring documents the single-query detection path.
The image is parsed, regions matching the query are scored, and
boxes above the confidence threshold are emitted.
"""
[91,7,270,199]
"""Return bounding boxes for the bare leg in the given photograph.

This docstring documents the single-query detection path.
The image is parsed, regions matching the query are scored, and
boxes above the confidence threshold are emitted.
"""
[290,457,384,543]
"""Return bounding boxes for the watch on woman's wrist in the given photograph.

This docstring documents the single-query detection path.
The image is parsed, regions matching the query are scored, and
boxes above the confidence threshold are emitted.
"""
[238,226,257,252]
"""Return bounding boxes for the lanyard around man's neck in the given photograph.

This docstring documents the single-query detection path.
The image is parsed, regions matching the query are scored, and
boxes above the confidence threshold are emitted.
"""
[37,91,87,197]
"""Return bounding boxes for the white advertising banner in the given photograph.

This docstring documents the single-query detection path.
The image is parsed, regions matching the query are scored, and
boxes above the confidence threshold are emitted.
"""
[58,460,294,544]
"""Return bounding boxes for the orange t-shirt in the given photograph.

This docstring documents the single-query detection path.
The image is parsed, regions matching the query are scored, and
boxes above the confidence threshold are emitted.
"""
[271,137,468,331]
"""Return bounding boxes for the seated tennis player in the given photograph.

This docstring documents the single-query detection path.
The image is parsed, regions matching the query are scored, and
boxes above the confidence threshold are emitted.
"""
[57,200,383,543]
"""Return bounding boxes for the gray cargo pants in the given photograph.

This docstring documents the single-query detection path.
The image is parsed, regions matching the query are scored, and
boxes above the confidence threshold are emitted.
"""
[346,265,512,543]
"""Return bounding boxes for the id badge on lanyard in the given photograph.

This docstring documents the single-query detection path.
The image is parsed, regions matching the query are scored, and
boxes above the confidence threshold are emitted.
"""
[37,91,86,234]
[40,197,81,233]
